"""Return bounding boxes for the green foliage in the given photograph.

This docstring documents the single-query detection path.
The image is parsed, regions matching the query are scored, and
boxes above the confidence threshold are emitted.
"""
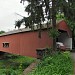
[65,19,75,31]
[28,51,73,75]
[15,19,24,28]
[46,48,53,56]
[16,0,57,29]
[56,13,64,20]
[0,31,5,34]
[49,28,60,38]
[17,0,71,29]
[0,53,35,75]
[0,69,21,75]
[17,0,75,37]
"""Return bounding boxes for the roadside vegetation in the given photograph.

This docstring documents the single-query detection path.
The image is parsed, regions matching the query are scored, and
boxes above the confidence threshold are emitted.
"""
[0,53,35,75]
[28,51,73,75]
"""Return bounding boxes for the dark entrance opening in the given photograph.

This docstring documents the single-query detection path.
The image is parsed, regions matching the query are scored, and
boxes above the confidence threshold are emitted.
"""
[0,51,5,56]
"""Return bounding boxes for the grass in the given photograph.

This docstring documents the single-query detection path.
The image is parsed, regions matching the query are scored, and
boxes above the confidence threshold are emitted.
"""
[28,51,73,75]
[0,53,35,75]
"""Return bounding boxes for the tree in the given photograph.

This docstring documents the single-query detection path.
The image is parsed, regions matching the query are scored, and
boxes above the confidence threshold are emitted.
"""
[52,0,57,51]
[0,31,5,34]
[15,0,58,51]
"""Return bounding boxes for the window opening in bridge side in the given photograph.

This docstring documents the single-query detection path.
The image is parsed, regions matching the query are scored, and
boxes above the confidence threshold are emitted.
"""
[2,42,9,48]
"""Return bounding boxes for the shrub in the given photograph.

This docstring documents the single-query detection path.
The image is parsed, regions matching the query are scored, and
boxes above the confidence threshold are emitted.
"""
[28,51,73,75]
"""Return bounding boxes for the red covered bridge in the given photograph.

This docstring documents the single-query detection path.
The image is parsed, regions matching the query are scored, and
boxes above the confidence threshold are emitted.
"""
[0,20,72,58]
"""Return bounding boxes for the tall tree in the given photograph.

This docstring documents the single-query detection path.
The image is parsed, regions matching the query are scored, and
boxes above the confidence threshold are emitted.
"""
[52,0,57,51]
[15,0,57,51]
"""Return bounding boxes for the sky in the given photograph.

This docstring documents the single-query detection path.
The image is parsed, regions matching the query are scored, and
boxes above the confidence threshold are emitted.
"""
[0,0,28,32]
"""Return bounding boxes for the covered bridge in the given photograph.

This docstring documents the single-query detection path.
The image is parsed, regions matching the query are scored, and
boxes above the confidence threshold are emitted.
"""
[0,20,72,58]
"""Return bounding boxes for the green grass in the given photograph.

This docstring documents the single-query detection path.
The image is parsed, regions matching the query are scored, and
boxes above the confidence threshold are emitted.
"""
[0,53,35,75]
[28,51,73,75]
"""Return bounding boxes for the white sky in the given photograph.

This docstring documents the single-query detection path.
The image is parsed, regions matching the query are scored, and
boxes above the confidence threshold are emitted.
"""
[0,0,28,32]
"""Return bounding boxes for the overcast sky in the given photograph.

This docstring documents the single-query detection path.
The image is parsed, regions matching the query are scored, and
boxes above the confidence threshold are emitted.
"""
[0,0,28,32]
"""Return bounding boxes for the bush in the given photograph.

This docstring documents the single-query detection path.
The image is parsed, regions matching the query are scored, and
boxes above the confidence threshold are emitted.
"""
[28,51,73,75]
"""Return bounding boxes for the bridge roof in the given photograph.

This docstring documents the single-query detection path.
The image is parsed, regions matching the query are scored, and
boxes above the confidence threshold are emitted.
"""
[0,20,72,37]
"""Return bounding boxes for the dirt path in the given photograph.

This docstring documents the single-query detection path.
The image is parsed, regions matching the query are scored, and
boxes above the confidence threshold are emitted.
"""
[71,52,75,75]
[23,60,40,75]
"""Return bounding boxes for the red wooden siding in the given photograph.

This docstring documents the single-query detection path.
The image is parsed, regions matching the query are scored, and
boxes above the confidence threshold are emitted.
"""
[57,20,72,37]
[0,30,52,58]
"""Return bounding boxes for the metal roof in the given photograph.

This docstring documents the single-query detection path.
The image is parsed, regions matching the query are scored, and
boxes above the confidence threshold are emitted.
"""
[0,20,64,37]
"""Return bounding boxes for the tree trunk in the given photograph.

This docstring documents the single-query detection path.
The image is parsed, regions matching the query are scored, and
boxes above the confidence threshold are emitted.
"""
[72,29,75,49]
[52,0,56,51]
